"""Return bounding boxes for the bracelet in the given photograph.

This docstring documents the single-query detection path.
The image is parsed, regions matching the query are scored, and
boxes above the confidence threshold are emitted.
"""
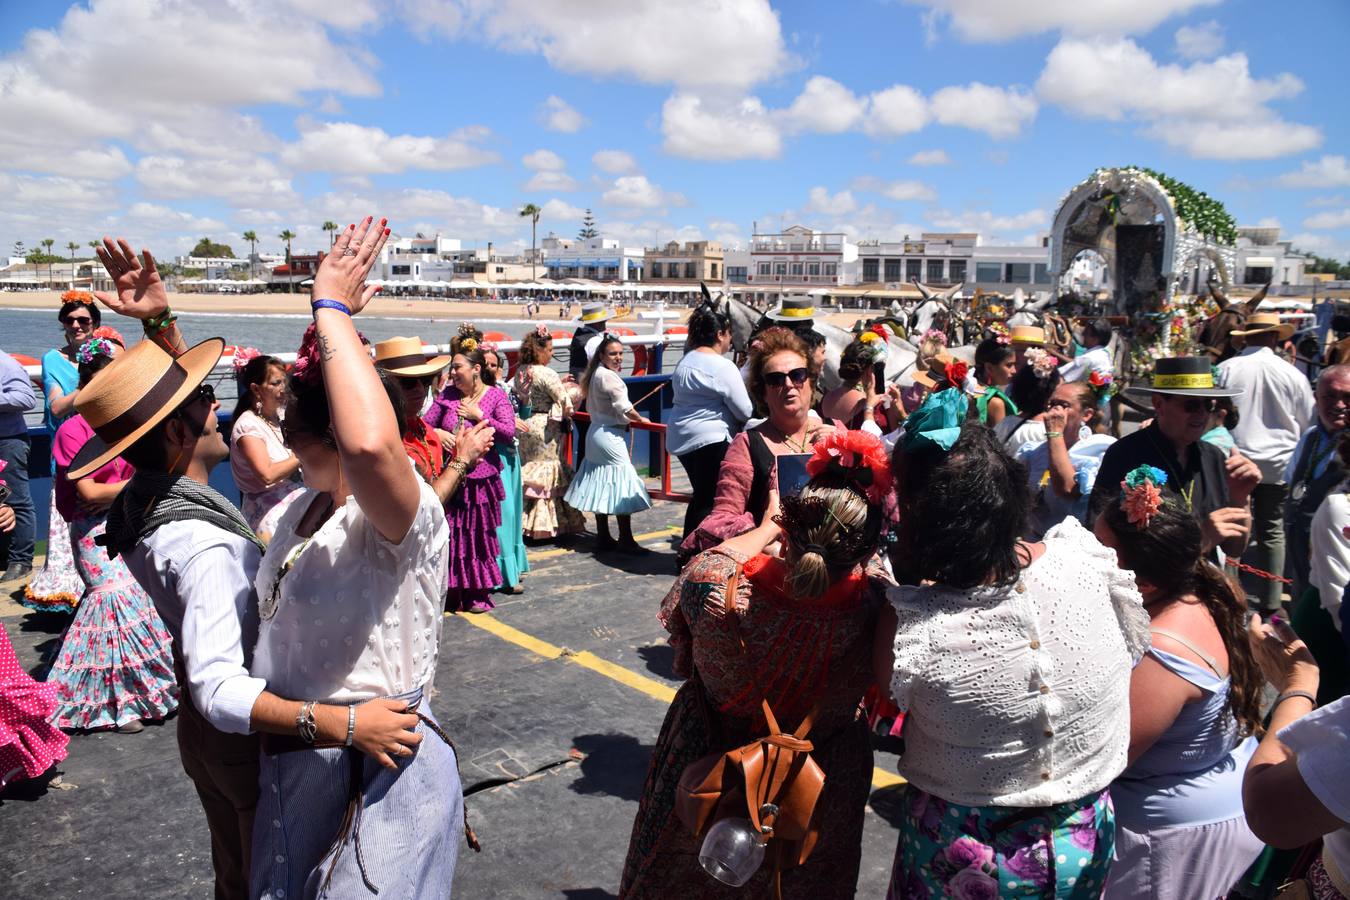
[345,704,357,748]
[1271,690,1316,713]
[143,308,177,334]
[296,700,318,744]
[311,298,352,316]
[447,459,469,476]
[1045,431,1064,438]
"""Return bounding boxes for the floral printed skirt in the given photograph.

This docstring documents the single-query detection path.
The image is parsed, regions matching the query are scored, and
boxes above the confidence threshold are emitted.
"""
[21,485,83,613]
[47,514,179,731]
[887,785,1115,900]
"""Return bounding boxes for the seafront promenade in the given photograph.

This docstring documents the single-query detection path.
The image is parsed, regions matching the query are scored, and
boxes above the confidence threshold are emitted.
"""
[0,483,907,899]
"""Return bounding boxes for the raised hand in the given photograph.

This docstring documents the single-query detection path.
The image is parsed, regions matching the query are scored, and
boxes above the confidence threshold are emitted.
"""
[92,237,169,320]
[311,216,391,314]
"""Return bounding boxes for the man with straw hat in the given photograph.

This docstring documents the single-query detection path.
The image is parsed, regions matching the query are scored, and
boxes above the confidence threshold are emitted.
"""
[374,335,494,503]
[1217,312,1315,612]
[1090,355,1261,561]
[569,301,613,378]
[78,237,439,900]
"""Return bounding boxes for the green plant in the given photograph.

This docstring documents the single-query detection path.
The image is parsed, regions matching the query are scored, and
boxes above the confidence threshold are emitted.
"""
[1095,167,1238,244]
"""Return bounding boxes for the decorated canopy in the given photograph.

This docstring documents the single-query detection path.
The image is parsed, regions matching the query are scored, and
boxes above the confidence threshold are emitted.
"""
[1049,167,1238,312]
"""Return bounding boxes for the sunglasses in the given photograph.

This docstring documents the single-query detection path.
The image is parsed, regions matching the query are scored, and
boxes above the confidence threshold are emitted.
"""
[62,316,93,326]
[175,383,215,413]
[763,367,810,388]
[1168,396,1216,413]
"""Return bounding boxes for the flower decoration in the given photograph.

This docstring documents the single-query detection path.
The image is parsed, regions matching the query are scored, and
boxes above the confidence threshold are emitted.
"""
[231,346,261,372]
[75,337,116,365]
[459,337,479,353]
[0,458,9,490]
[1120,465,1165,529]
[60,290,94,305]
[944,359,969,387]
[922,328,949,347]
[995,333,1011,345]
[902,387,969,455]
[1088,370,1117,398]
[858,331,880,345]
[804,428,893,503]
[869,324,890,341]
[1124,465,1168,488]
[1024,347,1057,380]
[534,323,550,338]
[92,325,125,347]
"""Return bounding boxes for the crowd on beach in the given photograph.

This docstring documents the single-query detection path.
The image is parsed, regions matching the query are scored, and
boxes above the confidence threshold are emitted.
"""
[0,216,1346,900]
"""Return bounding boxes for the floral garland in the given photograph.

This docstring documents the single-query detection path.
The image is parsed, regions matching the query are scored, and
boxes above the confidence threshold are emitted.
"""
[922,328,949,347]
[1089,166,1238,244]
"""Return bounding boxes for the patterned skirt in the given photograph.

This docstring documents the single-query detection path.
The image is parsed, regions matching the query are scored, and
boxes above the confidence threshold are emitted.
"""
[47,514,179,731]
[886,785,1116,899]
[446,471,505,593]
[519,416,585,539]
[21,485,83,613]
[564,424,652,516]
[0,623,68,788]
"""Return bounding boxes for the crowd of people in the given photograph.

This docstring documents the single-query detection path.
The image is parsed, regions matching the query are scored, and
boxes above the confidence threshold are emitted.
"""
[0,222,1346,899]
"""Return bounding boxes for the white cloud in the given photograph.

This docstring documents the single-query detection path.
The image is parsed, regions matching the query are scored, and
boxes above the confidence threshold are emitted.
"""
[1174,20,1224,60]
[137,155,297,206]
[317,94,345,115]
[1309,195,1347,208]
[864,85,930,137]
[0,173,118,214]
[312,188,517,238]
[932,82,1037,138]
[1038,38,1320,159]
[123,202,228,234]
[852,177,938,202]
[905,0,1221,43]
[781,76,867,134]
[661,93,782,161]
[0,143,133,180]
[523,149,565,171]
[804,187,858,216]
[538,95,586,133]
[592,150,639,175]
[414,0,788,90]
[524,171,579,192]
[1287,232,1350,259]
[540,199,586,222]
[930,207,1049,237]
[280,122,498,174]
[601,175,685,211]
[1303,210,1350,230]
[1277,156,1350,189]
[908,149,952,166]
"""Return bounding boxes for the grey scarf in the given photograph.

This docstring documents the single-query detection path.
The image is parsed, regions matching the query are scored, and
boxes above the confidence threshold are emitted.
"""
[100,470,264,558]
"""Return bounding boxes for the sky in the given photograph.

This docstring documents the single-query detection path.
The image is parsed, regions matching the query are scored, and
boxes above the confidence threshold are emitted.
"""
[1,0,1348,264]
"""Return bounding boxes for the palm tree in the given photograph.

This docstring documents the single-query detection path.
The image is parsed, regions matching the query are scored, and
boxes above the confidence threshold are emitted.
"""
[242,230,258,279]
[66,240,79,259]
[323,220,338,247]
[278,229,296,293]
[41,238,55,286]
[519,203,541,281]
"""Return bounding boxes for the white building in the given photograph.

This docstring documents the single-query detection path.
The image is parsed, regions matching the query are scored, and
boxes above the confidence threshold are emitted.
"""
[386,234,462,256]
[746,225,857,294]
[1235,226,1311,286]
[724,248,752,285]
[970,240,1054,292]
[857,233,976,287]
[176,255,251,280]
[540,235,643,282]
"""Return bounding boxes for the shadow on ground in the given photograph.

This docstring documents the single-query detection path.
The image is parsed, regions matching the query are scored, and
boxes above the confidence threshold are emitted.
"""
[570,732,653,803]
[635,643,676,680]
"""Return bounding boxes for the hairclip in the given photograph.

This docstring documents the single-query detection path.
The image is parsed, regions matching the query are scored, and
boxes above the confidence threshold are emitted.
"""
[1023,347,1057,379]
[1120,465,1167,528]
[456,322,479,339]
[75,337,115,365]
[534,323,550,338]
[459,337,479,353]
[232,346,261,372]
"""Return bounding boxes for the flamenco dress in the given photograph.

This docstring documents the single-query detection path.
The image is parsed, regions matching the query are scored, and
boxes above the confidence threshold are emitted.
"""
[21,348,83,612]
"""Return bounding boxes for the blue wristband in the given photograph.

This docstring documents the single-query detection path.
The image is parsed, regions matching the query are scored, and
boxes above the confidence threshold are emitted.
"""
[311,298,352,316]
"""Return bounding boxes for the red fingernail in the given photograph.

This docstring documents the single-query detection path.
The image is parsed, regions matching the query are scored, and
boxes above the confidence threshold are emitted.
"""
[348,223,354,229]
[380,218,387,225]
[384,227,391,235]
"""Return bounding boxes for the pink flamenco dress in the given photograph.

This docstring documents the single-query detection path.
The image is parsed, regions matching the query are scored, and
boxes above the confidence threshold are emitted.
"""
[0,624,68,789]
[45,415,179,731]
[423,384,515,612]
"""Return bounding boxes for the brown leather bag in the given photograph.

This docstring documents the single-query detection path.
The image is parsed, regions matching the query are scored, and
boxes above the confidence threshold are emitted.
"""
[674,566,828,869]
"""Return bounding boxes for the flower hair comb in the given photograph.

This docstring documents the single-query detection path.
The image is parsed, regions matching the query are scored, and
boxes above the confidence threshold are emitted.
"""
[1120,465,1168,528]
[1024,347,1057,380]
[75,338,115,366]
[804,428,893,503]
[232,346,261,372]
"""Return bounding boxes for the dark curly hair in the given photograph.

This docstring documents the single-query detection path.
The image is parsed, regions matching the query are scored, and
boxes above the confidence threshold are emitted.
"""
[746,326,817,414]
[285,367,406,450]
[1100,486,1264,739]
[686,303,731,351]
[837,339,875,386]
[891,422,1030,589]
[1008,363,1062,416]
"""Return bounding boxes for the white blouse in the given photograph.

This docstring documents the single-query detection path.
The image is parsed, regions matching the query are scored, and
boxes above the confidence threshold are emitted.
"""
[587,366,634,427]
[888,517,1151,807]
[1309,484,1350,629]
[250,475,449,703]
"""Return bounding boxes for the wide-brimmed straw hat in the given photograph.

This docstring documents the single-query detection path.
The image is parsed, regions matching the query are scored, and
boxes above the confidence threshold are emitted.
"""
[912,351,961,390]
[578,302,612,324]
[68,337,224,480]
[1229,312,1294,341]
[1123,356,1243,400]
[1009,325,1046,346]
[373,336,450,378]
[766,296,815,323]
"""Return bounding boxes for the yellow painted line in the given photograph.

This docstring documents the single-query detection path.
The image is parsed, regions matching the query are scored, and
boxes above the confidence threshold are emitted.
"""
[457,612,904,791]
[526,525,680,561]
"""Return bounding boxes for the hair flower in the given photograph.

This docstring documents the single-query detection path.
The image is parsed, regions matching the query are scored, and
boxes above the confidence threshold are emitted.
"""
[1120,465,1167,529]
[858,331,879,344]
[944,359,969,387]
[534,322,550,338]
[231,346,261,372]
[75,337,116,365]
[1024,347,1057,380]
[922,328,949,346]
[91,325,125,347]
[804,429,893,503]
[61,290,94,305]
[1123,465,1168,488]
[460,337,478,353]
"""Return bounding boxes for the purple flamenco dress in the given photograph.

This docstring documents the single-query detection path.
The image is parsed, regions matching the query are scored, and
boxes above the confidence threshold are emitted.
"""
[424,384,514,612]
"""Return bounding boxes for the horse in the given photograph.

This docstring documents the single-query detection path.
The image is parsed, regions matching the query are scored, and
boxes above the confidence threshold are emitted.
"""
[1194,274,1271,363]
[910,279,962,343]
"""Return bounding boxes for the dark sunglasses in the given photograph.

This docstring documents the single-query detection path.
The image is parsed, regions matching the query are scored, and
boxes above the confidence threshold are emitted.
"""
[763,367,810,388]
[62,315,93,326]
[175,383,215,413]
[1172,396,1216,413]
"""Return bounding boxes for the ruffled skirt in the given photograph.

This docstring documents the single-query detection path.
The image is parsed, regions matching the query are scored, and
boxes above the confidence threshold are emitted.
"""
[21,485,83,613]
[495,447,530,588]
[47,514,179,731]
[564,424,652,516]
[0,624,68,788]
[518,414,585,538]
[446,471,504,592]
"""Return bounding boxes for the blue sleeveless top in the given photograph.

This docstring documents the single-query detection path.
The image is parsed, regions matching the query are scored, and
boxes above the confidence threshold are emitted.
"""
[1111,644,1258,830]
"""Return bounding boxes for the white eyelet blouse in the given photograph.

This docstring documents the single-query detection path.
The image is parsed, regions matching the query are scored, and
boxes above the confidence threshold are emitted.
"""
[250,476,450,703]
[887,517,1151,807]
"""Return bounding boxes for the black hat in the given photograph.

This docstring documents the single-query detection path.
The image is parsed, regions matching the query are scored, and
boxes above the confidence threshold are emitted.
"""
[1123,356,1242,400]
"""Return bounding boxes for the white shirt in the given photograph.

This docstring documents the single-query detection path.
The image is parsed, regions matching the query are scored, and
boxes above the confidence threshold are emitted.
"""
[252,477,449,703]
[1217,346,1315,483]
[666,351,753,456]
[887,517,1150,806]
[1310,484,1350,630]
[1279,696,1350,877]
[586,366,634,427]
[1058,345,1112,383]
[122,520,267,735]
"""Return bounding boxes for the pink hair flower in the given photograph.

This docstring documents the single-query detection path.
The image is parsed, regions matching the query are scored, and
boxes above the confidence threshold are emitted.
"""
[231,346,261,372]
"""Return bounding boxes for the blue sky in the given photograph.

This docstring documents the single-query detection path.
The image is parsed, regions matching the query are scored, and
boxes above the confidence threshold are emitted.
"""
[1,0,1347,262]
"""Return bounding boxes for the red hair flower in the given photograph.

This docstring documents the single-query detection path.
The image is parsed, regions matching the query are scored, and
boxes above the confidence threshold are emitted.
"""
[944,359,969,387]
[1121,479,1163,528]
[804,429,893,503]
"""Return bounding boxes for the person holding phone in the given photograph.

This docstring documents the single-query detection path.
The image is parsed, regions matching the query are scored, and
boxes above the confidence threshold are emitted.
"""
[820,335,901,435]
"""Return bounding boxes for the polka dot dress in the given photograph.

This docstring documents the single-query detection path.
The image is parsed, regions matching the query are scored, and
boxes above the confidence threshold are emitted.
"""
[0,623,69,789]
